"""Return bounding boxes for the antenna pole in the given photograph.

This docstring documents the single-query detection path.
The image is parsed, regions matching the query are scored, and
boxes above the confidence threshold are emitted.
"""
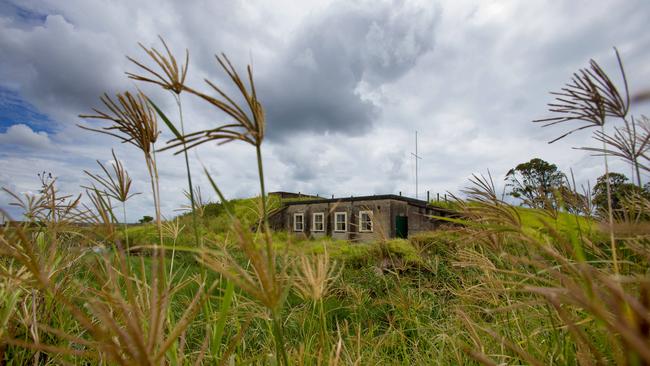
[411,131,422,199]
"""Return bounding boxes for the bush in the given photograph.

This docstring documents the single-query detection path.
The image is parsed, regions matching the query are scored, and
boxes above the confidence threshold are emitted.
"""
[409,231,460,257]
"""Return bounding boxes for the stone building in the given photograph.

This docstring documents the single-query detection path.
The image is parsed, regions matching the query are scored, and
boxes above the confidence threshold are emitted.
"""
[268,194,448,241]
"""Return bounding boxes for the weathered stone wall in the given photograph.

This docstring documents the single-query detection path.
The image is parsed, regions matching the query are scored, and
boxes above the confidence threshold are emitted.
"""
[407,205,442,235]
[273,197,446,241]
[283,199,395,242]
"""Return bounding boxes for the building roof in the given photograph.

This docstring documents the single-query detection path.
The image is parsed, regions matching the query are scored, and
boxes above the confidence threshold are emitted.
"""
[268,191,320,199]
[280,194,442,209]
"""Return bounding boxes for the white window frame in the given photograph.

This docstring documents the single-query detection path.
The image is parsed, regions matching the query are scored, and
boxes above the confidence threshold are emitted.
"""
[312,212,325,232]
[359,210,373,232]
[293,213,304,232]
[334,212,347,232]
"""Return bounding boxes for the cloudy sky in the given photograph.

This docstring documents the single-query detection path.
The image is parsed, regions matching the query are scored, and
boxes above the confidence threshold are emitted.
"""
[1,0,650,221]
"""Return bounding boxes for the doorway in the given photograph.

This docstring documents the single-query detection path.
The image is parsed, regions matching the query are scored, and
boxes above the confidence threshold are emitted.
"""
[396,215,408,239]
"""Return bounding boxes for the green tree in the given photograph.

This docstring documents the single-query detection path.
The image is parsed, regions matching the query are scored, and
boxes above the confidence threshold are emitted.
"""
[138,215,154,224]
[592,173,648,213]
[506,158,566,209]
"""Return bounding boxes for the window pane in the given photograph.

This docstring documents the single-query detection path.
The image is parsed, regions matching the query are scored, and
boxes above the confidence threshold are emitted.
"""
[313,213,324,231]
[335,213,346,231]
[294,214,304,231]
[360,212,372,231]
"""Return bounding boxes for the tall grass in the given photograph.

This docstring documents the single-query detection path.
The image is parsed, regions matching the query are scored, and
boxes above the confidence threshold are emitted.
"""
[1,41,649,365]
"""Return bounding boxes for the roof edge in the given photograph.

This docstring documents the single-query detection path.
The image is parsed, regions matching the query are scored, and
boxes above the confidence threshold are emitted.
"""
[280,194,440,208]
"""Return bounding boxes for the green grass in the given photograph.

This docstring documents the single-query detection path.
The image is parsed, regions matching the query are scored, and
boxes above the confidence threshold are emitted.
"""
[516,206,594,232]
[4,198,628,365]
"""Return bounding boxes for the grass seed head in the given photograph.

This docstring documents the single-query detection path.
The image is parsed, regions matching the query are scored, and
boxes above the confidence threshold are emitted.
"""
[162,53,265,154]
[534,48,629,143]
[294,251,341,302]
[127,36,189,94]
[79,90,159,157]
[83,149,139,203]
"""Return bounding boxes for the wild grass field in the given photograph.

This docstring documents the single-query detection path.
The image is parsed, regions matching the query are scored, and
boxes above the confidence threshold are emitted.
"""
[1,40,650,365]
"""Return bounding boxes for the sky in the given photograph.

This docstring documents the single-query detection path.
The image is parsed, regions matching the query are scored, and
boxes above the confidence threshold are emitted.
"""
[1,0,650,222]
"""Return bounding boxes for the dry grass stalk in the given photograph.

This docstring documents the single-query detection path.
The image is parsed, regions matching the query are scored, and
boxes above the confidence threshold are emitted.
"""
[79,89,163,239]
[79,89,181,365]
[581,116,650,187]
[534,48,631,275]
[198,210,289,364]
[3,174,86,227]
[130,41,287,360]
[79,90,161,226]
[200,220,287,312]
[162,217,184,278]
[83,149,139,203]
[126,36,203,249]
[162,53,265,152]
[167,53,286,364]
[294,251,341,302]
[451,172,522,248]
[127,35,188,95]
[83,149,139,247]
[534,48,629,143]
[79,91,159,156]
[1,219,213,365]
[176,186,207,218]
[2,187,80,226]
[81,186,117,239]
[451,172,650,365]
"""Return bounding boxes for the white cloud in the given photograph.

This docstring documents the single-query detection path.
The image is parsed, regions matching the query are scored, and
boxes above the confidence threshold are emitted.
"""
[0,123,52,149]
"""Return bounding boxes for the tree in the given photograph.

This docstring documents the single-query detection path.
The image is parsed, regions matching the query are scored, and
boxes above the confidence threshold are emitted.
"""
[505,158,566,209]
[138,215,154,224]
[592,172,648,213]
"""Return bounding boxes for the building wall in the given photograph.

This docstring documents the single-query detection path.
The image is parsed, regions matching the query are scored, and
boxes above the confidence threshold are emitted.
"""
[273,198,446,241]
[407,205,443,235]
[283,199,400,241]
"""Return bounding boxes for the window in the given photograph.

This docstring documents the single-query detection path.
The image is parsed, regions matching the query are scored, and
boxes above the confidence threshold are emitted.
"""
[359,210,373,232]
[334,212,347,232]
[293,213,304,231]
[312,213,325,232]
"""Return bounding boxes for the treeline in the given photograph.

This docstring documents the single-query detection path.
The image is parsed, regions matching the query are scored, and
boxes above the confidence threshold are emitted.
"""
[506,157,648,216]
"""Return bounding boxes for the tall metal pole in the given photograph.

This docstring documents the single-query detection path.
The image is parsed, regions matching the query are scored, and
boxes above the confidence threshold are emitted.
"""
[411,131,422,199]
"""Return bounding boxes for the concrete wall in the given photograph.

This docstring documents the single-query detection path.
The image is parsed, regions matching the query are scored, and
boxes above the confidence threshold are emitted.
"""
[283,199,399,242]
[271,197,445,241]
[407,205,443,235]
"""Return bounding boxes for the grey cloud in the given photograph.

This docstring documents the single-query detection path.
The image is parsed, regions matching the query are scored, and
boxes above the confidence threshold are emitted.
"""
[2,0,650,222]
[273,139,322,182]
[267,131,412,197]
[260,0,439,140]
[0,14,125,123]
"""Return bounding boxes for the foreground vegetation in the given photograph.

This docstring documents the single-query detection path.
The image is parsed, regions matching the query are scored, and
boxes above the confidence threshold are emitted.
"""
[1,200,621,365]
[1,40,650,365]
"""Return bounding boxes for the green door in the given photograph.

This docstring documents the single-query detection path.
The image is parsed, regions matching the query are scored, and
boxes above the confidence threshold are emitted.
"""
[396,216,408,239]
